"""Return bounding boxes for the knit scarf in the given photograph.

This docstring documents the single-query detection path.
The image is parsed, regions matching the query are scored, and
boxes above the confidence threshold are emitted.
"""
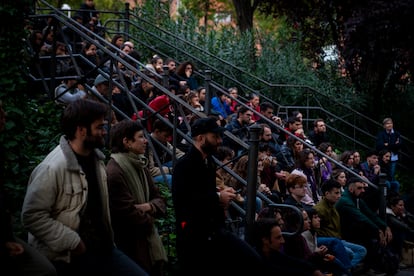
[111,152,167,264]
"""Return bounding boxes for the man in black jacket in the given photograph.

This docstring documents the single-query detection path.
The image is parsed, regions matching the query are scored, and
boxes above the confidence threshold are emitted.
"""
[172,117,264,275]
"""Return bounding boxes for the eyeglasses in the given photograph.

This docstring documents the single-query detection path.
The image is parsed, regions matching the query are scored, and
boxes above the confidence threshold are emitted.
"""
[294,185,306,189]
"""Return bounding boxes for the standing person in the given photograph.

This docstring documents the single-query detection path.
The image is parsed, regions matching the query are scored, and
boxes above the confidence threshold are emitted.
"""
[76,0,99,26]
[0,102,56,276]
[376,117,402,181]
[172,117,264,275]
[21,99,148,276]
[106,120,168,275]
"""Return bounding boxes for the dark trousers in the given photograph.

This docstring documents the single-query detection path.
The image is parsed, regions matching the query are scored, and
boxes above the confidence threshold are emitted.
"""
[177,229,265,275]
[53,247,148,276]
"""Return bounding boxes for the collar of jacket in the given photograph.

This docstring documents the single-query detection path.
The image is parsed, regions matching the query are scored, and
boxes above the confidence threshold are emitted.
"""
[59,135,105,171]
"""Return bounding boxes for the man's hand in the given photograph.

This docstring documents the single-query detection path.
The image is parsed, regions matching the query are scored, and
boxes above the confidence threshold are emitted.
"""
[374,164,381,175]
[134,203,152,213]
[219,187,236,208]
[385,227,393,243]
[5,242,24,257]
[71,240,86,256]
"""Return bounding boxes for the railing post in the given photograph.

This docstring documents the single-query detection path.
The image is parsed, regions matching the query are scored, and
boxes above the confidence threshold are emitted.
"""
[162,65,169,89]
[204,69,212,115]
[245,124,261,244]
[378,173,388,222]
[124,3,130,40]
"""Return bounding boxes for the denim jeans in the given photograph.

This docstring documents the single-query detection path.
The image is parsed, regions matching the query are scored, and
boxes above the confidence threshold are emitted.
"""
[389,161,397,181]
[342,240,367,268]
[386,180,400,194]
[317,237,352,271]
[153,174,172,189]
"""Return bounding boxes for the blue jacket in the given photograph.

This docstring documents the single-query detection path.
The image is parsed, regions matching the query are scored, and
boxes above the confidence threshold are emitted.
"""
[211,96,231,119]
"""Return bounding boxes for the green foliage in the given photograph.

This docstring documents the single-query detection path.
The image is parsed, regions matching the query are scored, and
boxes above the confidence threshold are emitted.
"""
[0,0,62,235]
[126,1,361,113]
[155,182,178,273]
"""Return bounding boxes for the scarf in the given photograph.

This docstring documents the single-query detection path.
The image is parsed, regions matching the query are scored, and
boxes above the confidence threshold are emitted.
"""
[111,152,167,264]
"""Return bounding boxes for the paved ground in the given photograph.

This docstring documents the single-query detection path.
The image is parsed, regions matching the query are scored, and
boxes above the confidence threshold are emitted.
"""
[395,266,414,275]
[358,266,414,276]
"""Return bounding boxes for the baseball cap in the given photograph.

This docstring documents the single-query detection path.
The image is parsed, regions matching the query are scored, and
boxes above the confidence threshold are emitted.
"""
[94,74,109,86]
[347,176,367,186]
[191,117,225,137]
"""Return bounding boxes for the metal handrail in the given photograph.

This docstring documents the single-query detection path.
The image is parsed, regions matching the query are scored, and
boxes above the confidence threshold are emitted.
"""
[32,1,380,188]
[102,11,413,161]
[107,12,414,146]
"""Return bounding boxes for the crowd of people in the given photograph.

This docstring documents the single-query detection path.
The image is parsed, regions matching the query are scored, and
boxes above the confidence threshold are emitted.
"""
[3,3,411,275]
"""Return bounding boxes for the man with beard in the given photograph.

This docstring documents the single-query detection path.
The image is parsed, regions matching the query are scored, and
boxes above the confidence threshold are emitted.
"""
[21,99,148,276]
[336,177,392,274]
[172,117,264,275]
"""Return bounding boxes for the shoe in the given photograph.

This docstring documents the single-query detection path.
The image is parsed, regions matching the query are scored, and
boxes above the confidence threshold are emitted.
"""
[364,269,386,276]
[399,262,407,269]
[351,263,365,274]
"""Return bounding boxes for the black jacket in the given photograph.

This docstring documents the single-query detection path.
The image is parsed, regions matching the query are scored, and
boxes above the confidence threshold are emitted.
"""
[172,145,225,243]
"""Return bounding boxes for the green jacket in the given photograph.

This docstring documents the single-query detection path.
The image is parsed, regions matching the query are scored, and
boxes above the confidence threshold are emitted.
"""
[335,189,386,241]
[314,197,342,239]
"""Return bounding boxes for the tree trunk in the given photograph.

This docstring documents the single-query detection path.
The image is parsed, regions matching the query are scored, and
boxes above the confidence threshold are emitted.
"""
[232,0,255,31]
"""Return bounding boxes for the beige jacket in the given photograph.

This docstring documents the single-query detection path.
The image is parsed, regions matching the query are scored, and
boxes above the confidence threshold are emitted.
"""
[21,136,113,263]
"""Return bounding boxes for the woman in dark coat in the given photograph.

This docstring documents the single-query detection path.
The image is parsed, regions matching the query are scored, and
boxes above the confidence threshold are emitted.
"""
[107,120,167,276]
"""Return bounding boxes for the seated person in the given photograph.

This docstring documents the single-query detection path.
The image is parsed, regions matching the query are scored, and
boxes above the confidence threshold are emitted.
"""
[283,209,339,275]
[147,119,185,188]
[386,195,414,260]
[223,106,253,156]
[284,172,313,211]
[210,90,231,120]
[54,67,86,105]
[302,208,352,275]
[379,149,400,194]
[314,179,367,271]
[336,177,392,273]
[253,218,324,276]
